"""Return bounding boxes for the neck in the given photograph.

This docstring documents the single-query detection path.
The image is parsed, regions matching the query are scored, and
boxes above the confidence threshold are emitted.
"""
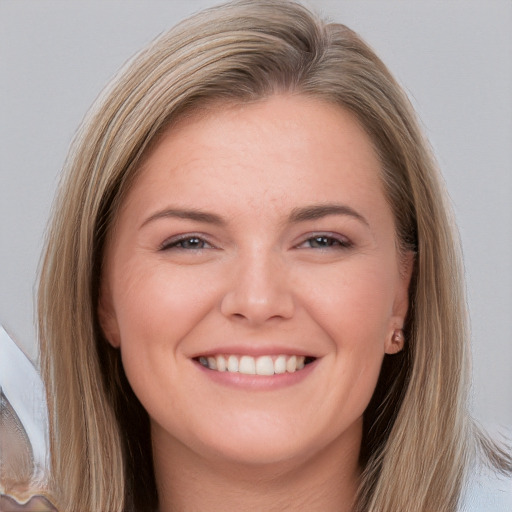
[152,421,361,512]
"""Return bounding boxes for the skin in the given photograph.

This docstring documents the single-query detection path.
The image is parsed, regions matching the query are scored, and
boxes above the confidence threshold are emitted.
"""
[100,95,413,511]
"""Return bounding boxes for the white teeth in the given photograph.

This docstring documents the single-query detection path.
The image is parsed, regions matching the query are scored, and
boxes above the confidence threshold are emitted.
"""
[199,354,312,375]
[286,355,297,373]
[239,355,256,374]
[227,355,239,372]
[274,355,287,374]
[256,356,275,376]
[216,355,227,372]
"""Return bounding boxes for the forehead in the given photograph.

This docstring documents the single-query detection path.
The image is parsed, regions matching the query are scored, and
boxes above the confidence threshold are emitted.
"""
[139,96,380,188]
[116,94,392,233]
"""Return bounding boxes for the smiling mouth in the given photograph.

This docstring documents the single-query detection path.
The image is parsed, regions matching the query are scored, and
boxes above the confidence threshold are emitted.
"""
[195,354,316,375]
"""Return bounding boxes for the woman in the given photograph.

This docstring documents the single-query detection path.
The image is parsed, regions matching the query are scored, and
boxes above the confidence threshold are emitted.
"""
[37,1,511,511]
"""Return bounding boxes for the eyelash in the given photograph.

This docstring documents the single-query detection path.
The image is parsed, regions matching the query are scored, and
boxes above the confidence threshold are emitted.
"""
[159,234,213,251]
[297,233,353,250]
[159,233,352,251]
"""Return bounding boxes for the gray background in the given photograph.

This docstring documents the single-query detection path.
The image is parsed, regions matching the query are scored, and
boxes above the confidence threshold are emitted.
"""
[1,1,511,428]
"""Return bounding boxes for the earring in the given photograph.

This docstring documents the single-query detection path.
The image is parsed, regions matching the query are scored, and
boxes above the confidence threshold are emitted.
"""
[387,328,405,354]
[392,329,405,345]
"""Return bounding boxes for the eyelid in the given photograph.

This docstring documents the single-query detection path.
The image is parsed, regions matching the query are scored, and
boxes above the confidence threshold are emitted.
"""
[159,233,216,251]
[295,232,353,249]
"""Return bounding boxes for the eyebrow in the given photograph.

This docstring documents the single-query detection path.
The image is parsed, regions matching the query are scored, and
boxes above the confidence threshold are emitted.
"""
[288,203,369,226]
[140,203,369,229]
[140,208,226,228]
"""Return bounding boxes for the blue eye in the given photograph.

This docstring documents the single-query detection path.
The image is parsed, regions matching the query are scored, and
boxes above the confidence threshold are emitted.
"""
[300,235,352,249]
[160,236,211,251]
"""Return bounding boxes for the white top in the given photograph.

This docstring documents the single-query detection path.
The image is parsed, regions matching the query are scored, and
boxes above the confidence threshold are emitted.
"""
[0,325,49,478]
[460,462,512,511]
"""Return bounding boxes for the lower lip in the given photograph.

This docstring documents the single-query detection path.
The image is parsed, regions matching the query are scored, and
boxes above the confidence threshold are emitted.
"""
[194,359,319,391]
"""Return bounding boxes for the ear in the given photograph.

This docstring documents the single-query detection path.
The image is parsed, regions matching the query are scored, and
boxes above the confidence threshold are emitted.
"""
[385,250,414,355]
[98,279,121,348]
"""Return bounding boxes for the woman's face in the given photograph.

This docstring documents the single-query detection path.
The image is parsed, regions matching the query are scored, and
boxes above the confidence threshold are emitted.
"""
[100,95,412,468]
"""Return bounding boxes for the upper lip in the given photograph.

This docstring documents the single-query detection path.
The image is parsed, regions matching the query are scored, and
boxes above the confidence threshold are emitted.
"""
[190,344,319,359]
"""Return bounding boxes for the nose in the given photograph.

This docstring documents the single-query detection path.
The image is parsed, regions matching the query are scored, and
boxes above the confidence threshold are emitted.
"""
[220,249,295,326]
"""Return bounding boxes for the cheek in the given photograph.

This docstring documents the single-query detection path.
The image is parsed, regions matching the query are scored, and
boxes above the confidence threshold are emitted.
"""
[109,260,219,411]
[295,258,397,345]
[111,259,221,358]
[110,260,222,413]
[293,260,395,415]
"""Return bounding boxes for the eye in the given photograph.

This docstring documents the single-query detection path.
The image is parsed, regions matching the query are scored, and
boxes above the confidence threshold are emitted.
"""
[160,235,212,251]
[298,234,352,250]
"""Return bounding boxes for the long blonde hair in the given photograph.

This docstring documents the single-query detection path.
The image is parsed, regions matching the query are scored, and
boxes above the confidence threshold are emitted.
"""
[38,1,510,511]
